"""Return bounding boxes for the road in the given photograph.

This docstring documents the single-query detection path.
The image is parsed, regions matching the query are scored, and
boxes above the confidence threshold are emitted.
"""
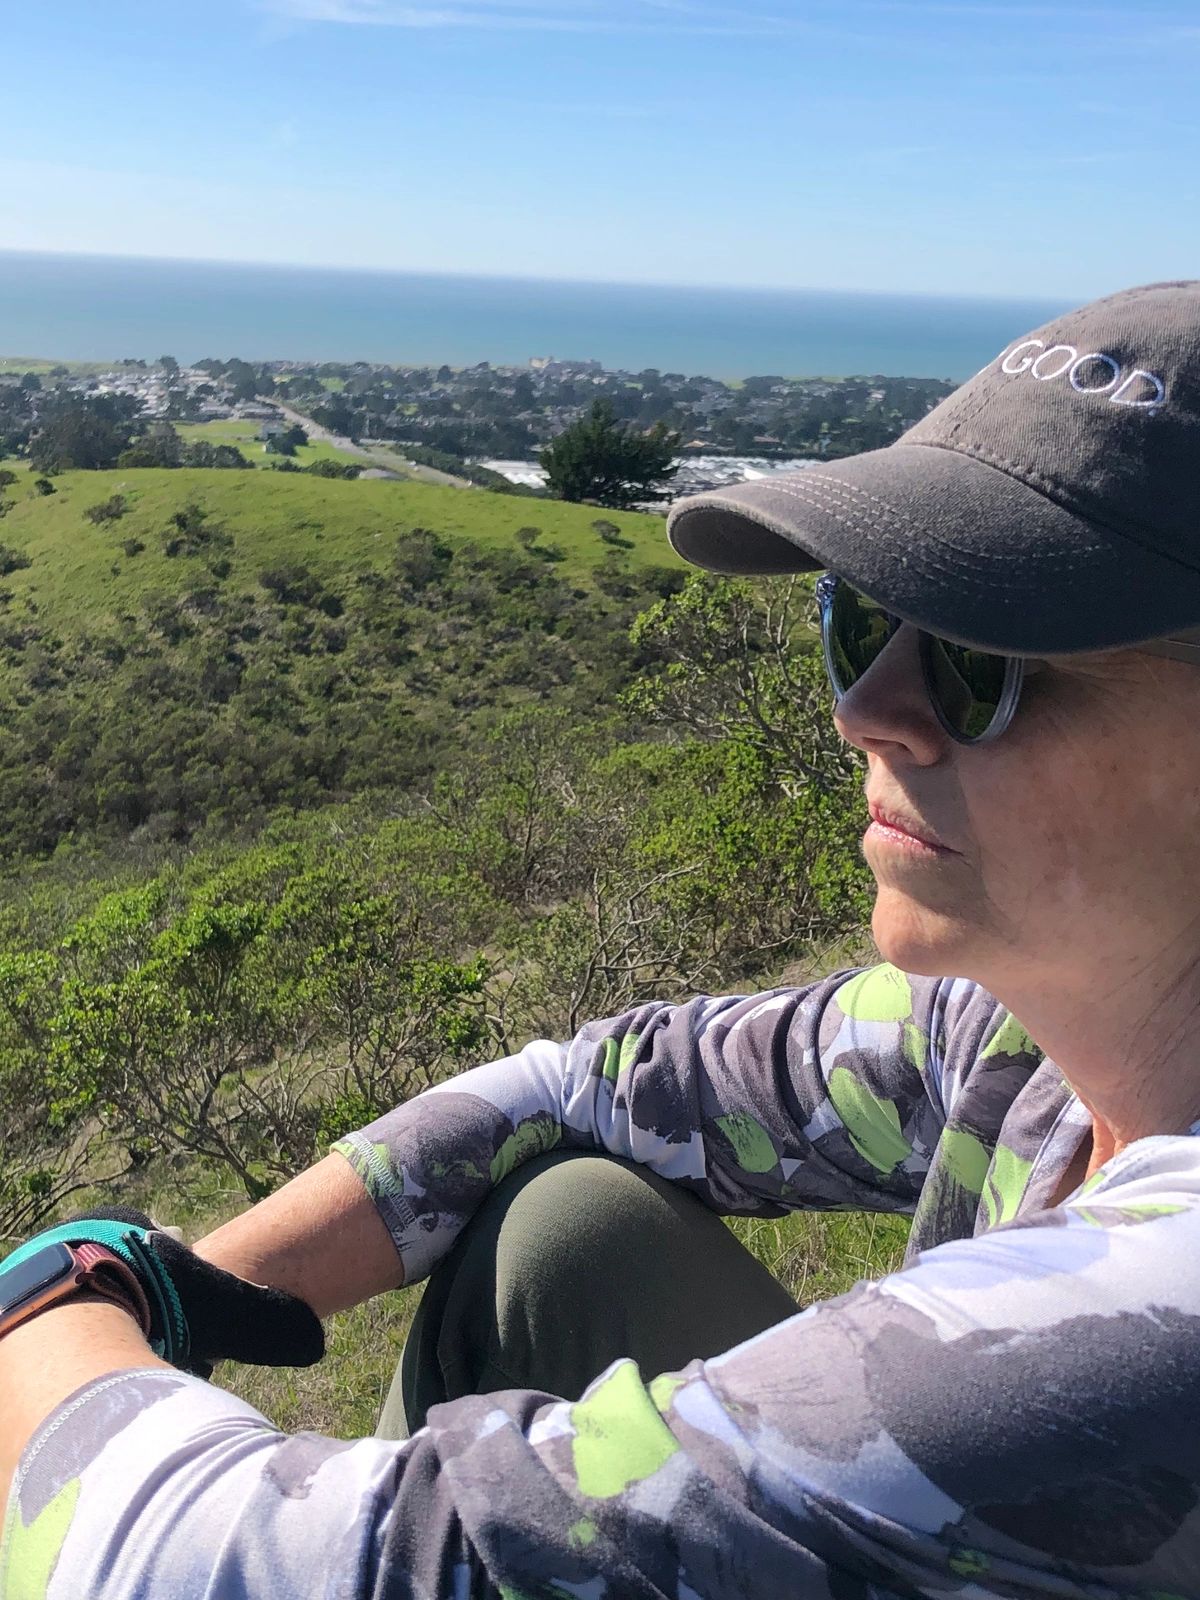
[274,403,473,489]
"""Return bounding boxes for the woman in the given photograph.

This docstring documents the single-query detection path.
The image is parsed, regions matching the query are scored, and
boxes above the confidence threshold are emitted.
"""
[4,281,1200,1598]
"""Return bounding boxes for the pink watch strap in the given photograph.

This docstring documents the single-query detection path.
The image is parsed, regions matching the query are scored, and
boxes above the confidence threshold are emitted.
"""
[72,1242,154,1337]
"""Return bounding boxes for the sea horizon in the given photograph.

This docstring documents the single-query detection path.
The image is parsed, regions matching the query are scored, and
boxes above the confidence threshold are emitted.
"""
[0,248,1075,380]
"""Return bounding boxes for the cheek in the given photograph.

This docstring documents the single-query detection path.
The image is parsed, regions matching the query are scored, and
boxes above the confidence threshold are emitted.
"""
[963,732,1109,921]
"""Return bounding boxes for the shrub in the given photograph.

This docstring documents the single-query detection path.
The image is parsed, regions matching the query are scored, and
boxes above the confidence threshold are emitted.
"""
[33,478,56,496]
[162,503,232,559]
[84,494,130,526]
[0,543,31,576]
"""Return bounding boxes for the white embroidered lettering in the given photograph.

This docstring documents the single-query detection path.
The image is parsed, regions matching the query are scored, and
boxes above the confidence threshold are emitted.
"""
[997,336,1166,412]
[1111,369,1166,409]
[1031,344,1079,380]
[1068,352,1120,394]
[1000,340,1044,375]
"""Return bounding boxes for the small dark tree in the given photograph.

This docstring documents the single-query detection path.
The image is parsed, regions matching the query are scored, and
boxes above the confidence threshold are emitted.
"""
[84,495,130,526]
[539,399,680,508]
[118,423,184,469]
[33,478,56,496]
[0,543,32,576]
[0,470,17,490]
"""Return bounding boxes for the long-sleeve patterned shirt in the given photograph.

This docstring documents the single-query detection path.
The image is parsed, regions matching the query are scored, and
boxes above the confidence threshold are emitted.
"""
[6,964,1200,1598]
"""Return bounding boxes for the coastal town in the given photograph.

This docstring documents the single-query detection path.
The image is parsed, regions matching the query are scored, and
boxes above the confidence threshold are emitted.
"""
[0,354,955,497]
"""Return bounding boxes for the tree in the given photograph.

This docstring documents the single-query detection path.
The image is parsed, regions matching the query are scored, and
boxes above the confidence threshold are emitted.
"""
[29,395,139,472]
[539,399,681,508]
[118,422,184,469]
[159,355,180,380]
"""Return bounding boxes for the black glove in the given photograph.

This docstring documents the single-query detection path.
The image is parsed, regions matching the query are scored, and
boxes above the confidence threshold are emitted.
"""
[45,1204,325,1380]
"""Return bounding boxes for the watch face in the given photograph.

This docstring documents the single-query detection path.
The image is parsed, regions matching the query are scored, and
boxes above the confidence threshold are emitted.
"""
[0,1242,76,1316]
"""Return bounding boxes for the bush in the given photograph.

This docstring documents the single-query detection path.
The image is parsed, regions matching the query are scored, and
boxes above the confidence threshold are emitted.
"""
[0,543,31,576]
[84,494,130,526]
[162,503,232,559]
[121,538,146,558]
[33,478,56,496]
[305,459,361,480]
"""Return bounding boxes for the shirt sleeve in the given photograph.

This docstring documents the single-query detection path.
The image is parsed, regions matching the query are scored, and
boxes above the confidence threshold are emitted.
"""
[9,1139,1199,1600]
[332,964,1001,1283]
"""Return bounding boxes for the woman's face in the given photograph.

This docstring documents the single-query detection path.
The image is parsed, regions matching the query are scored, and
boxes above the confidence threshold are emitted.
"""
[832,623,1200,995]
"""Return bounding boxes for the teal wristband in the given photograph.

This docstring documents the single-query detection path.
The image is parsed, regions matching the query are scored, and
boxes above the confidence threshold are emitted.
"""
[1,1220,189,1366]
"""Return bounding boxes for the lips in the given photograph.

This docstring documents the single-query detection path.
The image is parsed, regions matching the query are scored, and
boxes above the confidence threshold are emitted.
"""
[867,802,951,852]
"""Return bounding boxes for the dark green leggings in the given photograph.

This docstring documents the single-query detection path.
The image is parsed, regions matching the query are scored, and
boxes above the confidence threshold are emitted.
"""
[376,1150,798,1439]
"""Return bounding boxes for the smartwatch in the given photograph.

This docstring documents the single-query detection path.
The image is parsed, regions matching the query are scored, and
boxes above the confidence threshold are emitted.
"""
[0,1240,153,1341]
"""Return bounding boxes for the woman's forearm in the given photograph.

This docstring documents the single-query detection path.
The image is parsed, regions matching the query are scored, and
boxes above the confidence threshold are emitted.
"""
[191,1151,404,1319]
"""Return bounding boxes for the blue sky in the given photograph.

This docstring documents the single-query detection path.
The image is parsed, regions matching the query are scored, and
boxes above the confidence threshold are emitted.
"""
[2,0,1198,296]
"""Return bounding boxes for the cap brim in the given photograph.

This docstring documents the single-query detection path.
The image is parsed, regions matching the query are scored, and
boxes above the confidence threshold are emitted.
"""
[666,442,1200,655]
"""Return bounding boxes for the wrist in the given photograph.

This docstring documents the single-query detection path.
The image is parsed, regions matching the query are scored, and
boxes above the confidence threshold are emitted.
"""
[0,1238,153,1348]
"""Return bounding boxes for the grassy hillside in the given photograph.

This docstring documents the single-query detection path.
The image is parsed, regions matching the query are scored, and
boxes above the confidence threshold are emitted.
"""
[0,463,679,628]
[174,418,362,471]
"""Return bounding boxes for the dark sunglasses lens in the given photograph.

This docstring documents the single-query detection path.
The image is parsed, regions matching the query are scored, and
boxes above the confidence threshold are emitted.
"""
[825,582,896,695]
[924,637,1008,740]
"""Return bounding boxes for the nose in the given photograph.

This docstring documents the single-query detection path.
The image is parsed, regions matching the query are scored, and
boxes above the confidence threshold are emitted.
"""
[832,624,949,766]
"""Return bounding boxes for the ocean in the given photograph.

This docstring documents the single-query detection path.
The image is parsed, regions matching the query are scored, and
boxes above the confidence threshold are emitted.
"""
[0,250,1073,380]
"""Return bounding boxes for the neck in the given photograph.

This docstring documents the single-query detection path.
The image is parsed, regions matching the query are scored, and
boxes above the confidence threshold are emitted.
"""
[986,942,1200,1159]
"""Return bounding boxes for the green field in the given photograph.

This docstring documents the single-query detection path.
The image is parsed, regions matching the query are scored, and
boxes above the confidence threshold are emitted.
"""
[0,463,679,627]
[0,356,113,376]
[174,417,361,470]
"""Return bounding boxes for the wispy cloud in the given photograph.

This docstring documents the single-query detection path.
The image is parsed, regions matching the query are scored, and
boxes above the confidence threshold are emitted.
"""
[257,0,813,36]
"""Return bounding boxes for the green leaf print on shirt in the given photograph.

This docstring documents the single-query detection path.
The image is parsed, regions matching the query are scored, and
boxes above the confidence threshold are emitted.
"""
[835,965,914,1024]
[489,1114,561,1186]
[982,1143,1034,1227]
[570,1363,680,1500]
[715,1112,778,1174]
[828,1066,913,1173]
[940,1129,992,1195]
[981,1012,1035,1061]
[0,1476,79,1600]
[599,1031,641,1084]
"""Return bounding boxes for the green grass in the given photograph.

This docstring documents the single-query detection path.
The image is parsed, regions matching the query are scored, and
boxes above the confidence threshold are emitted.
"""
[0,465,678,629]
[0,357,113,377]
[175,418,361,471]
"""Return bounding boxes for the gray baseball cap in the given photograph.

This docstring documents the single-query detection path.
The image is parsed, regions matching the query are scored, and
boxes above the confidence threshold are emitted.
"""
[666,281,1200,654]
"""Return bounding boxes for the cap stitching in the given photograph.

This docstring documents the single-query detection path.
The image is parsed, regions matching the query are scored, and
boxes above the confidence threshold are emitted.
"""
[754,477,1076,595]
[784,473,1104,564]
[762,474,1098,583]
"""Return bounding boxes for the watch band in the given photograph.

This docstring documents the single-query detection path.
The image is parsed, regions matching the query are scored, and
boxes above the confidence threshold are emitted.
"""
[71,1242,154,1336]
[0,1241,153,1341]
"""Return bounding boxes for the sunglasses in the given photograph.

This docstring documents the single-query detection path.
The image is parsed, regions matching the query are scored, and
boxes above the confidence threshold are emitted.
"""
[816,573,1200,746]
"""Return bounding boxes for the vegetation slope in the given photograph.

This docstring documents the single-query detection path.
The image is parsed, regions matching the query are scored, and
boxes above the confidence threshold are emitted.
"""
[0,458,897,1433]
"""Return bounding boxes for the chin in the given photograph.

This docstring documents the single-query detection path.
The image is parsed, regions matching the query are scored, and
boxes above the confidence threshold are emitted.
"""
[870,890,983,979]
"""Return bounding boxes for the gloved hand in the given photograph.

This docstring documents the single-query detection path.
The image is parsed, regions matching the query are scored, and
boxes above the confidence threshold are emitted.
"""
[1,1204,324,1379]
